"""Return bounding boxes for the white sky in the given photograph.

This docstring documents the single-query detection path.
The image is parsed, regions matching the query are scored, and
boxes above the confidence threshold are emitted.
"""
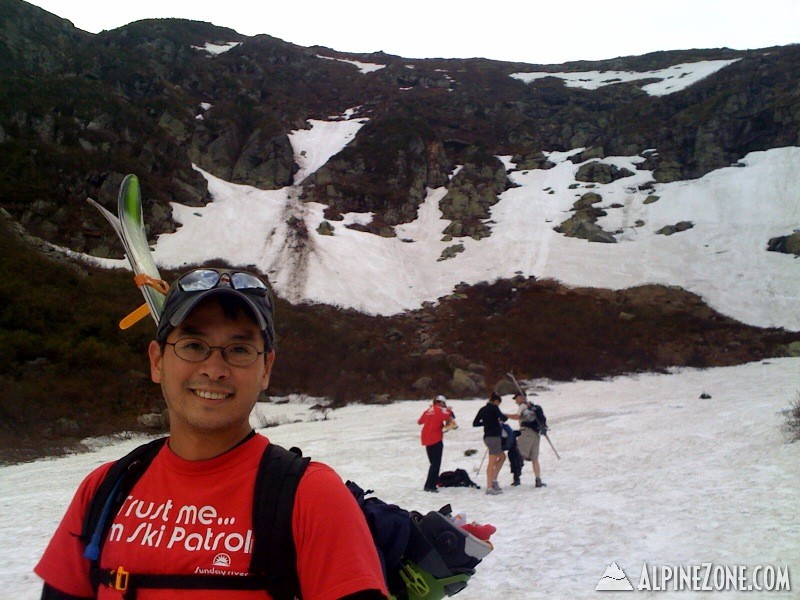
[22,0,800,64]
[4,358,799,597]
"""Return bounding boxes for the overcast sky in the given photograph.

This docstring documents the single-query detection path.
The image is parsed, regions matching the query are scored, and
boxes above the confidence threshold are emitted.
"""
[23,0,800,64]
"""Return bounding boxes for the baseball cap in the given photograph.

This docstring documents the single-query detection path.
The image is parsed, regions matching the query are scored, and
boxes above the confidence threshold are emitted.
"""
[436,395,447,402]
[156,268,275,350]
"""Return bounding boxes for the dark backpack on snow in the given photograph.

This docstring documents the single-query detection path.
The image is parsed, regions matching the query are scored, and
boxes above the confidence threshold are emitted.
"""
[437,468,480,489]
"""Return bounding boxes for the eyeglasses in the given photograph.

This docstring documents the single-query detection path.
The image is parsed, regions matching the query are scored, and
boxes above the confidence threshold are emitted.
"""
[165,338,265,366]
[178,269,269,295]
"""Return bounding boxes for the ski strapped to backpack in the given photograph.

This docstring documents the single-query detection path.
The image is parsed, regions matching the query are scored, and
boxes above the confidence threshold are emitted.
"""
[506,372,561,460]
[80,439,493,600]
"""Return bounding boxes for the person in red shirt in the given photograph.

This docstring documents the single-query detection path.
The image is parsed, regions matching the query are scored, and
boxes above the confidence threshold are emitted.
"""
[417,395,455,493]
[35,268,388,600]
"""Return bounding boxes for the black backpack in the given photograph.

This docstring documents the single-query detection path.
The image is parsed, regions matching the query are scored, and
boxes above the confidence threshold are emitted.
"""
[437,469,480,489]
[522,402,547,433]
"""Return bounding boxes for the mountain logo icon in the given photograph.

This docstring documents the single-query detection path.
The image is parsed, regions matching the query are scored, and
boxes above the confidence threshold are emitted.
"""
[595,561,633,591]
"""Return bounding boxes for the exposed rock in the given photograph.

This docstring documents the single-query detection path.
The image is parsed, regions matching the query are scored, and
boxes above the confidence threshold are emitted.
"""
[438,243,465,261]
[493,378,518,396]
[575,161,635,184]
[511,149,555,170]
[317,220,335,236]
[573,192,603,210]
[656,221,694,236]
[232,133,297,189]
[558,220,617,243]
[412,376,433,391]
[138,412,167,429]
[439,154,509,238]
[423,348,446,358]
[569,147,605,163]
[450,368,479,396]
[446,354,469,370]
[643,195,660,204]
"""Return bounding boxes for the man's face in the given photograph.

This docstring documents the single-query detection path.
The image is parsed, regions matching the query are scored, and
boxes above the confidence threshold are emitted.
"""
[148,298,275,440]
[514,395,525,405]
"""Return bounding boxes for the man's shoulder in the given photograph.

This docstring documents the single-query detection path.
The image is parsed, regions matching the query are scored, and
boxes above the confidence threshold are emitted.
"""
[298,461,341,487]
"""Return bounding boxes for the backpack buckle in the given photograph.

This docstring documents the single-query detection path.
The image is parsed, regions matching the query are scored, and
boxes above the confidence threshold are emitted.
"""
[113,566,130,592]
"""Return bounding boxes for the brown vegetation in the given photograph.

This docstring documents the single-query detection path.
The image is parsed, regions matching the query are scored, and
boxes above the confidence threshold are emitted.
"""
[2,217,797,464]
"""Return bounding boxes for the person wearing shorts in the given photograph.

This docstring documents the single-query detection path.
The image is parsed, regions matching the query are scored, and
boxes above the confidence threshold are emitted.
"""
[472,392,508,494]
[509,391,547,488]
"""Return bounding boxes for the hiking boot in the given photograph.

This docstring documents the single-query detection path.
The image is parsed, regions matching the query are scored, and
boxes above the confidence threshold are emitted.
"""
[424,487,439,493]
[485,487,502,495]
[535,477,546,488]
[511,476,521,486]
[491,480,501,491]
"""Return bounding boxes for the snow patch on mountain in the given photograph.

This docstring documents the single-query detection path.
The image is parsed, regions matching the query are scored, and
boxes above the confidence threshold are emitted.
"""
[316,54,386,74]
[511,59,740,96]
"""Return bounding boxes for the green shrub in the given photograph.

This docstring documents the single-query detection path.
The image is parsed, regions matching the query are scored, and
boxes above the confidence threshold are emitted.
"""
[785,393,800,443]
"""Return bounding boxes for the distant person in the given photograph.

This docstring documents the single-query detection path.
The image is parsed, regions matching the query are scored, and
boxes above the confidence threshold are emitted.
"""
[418,394,456,492]
[502,422,523,486]
[35,267,387,599]
[472,392,508,495]
[508,391,548,487]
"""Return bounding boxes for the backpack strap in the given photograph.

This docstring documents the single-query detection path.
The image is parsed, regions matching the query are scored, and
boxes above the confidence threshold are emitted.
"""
[251,443,311,600]
[81,437,168,562]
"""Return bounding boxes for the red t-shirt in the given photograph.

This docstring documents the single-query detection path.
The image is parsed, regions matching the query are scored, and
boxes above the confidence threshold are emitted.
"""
[35,435,387,599]
[417,405,454,446]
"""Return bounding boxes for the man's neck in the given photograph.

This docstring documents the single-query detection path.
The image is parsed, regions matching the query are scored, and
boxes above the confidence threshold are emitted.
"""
[168,427,255,461]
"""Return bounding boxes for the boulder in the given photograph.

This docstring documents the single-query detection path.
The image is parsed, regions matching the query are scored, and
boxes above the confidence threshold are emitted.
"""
[575,161,635,184]
[412,376,433,391]
[450,368,479,396]
[316,220,335,236]
[138,412,167,429]
[493,378,518,396]
[656,221,694,236]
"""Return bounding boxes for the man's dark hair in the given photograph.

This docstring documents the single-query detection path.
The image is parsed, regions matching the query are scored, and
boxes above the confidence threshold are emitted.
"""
[490,392,501,402]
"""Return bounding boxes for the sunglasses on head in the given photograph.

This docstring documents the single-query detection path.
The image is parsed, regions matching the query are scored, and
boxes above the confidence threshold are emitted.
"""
[177,269,269,295]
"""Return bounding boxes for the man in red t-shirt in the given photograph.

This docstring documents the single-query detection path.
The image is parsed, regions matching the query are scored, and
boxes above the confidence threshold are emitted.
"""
[417,395,455,492]
[35,268,388,600]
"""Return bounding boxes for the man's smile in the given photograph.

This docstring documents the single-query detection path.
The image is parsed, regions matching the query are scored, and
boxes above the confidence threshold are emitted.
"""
[191,388,233,400]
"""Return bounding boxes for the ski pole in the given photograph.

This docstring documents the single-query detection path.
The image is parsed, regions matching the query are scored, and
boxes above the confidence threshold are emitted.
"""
[507,372,561,460]
[474,448,488,475]
[542,432,561,460]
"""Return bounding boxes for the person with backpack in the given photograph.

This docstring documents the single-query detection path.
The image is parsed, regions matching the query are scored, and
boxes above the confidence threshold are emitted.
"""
[508,391,548,488]
[472,392,508,495]
[35,268,389,599]
[417,395,455,493]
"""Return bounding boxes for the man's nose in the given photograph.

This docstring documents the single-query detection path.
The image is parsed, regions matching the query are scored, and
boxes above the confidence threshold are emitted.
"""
[199,346,231,378]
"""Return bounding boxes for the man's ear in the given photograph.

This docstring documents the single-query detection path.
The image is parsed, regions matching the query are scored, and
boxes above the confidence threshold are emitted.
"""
[148,340,164,384]
[261,351,276,390]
